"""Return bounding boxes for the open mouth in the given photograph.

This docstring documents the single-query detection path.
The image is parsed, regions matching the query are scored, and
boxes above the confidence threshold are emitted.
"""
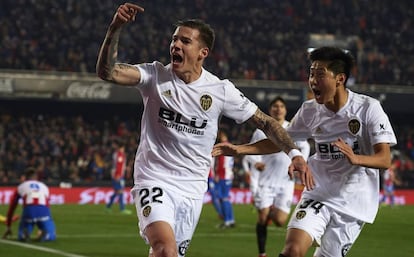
[172,54,183,64]
[312,88,321,98]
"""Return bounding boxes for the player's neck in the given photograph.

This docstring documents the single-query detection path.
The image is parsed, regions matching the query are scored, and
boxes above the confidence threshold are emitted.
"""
[325,88,348,113]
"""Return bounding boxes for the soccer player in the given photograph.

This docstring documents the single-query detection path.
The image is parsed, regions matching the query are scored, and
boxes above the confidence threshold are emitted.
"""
[213,130,236,228]
[106,142,132,214]
[249,97,310,257]
[2,167,56,242]
[96,3,313,257]
[207,165,223,220]
[242,154,264,204]
[380,163,398,206]
[212,46,397,257]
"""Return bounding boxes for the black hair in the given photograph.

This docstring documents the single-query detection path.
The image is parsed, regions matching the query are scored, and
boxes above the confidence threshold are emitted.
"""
[309,46,355,85]
[268,96,286,109]
[25,167,37,179]
[174,19,215,51]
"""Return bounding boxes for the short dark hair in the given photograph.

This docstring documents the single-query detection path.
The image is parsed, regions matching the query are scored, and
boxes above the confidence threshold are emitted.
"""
[25,167,37,179]
[268,96,286,109]
[309,46,355,85]
[174,19,215,51]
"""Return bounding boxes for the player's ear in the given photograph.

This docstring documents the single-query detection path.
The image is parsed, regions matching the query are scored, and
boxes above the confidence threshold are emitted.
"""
[336,73,346,86]
[199,47,209,60]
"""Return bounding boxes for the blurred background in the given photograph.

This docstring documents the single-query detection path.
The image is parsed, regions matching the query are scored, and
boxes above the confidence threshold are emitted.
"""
[1,0,413,192]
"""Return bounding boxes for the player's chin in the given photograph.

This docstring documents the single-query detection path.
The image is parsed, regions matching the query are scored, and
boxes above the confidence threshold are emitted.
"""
[314,95,324,104]
[171,61,183,70]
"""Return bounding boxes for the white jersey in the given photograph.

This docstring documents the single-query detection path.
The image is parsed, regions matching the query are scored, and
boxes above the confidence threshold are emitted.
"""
[287,89,397,223]
[17,180,50,206]
[133,62,257,199]
[250,121,293,189]
[242,154,262,194]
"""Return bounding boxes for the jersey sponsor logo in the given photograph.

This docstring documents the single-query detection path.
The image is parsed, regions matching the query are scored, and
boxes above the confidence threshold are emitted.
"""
[348,119,361,135]
[158,107,207,135]
[200,94,212,111]
[178,239,191,256]
[341,243,352,257]
[317,141,359,160]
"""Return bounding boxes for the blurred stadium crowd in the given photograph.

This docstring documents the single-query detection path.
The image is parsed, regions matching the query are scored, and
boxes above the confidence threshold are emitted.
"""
[0,0,413,85]
[1,109,414,188]
[1,1,414,188]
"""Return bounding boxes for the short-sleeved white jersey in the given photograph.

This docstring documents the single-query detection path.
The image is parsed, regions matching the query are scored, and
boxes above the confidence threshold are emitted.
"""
[17,180,50,206]
[133,62,258,199]
[242,154,262,194]
[287,89,397,223]
[250,121,293,188]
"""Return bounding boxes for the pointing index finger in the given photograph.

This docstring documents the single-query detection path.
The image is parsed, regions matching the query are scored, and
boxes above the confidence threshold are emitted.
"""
[124,3,145,13]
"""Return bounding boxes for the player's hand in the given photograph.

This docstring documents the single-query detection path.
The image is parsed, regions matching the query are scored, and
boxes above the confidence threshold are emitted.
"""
[211,142,239,156]
[289,156,315,190]
[111,3,145,28]
[332,138,360,165]
[254,162,265,171]
[2,227,12,239]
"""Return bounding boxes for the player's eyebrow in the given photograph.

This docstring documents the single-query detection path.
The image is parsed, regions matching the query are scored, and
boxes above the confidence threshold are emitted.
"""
[309,67,328,72]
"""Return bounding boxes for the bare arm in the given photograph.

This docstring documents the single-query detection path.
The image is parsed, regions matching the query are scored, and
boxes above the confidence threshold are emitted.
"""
[212,108,315,190]
[96,3,144,86]
[248,109,299,155]
[333,138,392,169]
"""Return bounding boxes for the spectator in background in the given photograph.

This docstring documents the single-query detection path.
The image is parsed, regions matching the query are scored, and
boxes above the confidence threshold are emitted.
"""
[2,167,56,242]
[106,142,131,214]
[90,151,105,180]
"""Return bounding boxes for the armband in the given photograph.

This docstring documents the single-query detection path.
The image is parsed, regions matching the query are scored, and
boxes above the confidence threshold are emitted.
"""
[288,149,303,160]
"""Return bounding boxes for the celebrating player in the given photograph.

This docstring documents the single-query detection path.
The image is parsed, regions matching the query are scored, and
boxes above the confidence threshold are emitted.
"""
[96,3,313,257]
[2,167,56,242]
[212,46,397,257]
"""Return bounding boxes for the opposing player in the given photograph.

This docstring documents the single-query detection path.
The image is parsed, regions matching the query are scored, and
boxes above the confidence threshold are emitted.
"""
[212,47,396,257]
[213,130,236,228]
[2,167,56,242]
[0,214,19,224]
[380,163,398,206]
[106,142,132,214]
[207,164,223,220]
[96,3,313,257]
[249,97,310,257]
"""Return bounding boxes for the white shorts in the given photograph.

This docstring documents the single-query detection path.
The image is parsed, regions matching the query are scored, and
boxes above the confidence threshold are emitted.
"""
[131,184,203,256]
[288,198,365,257]
[254,181,294,213]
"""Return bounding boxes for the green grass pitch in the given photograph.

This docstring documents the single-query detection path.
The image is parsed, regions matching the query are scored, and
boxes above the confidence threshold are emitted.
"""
[0,203,413,257]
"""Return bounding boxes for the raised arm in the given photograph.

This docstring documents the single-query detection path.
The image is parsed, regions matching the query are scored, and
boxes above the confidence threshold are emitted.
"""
[96,3,145,86]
